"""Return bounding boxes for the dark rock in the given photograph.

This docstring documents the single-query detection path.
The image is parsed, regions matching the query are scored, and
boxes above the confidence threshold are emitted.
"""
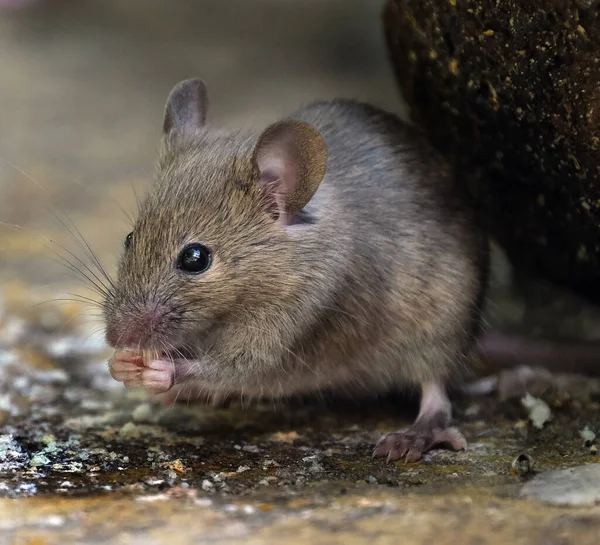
[383,0,600,302]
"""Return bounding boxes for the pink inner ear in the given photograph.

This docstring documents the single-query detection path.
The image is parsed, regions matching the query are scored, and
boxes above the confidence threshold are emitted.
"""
[256,149,297,222]
[257,170,286,222]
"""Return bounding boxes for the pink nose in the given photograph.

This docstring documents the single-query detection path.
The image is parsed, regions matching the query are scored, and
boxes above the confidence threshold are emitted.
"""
[105,308,164,349]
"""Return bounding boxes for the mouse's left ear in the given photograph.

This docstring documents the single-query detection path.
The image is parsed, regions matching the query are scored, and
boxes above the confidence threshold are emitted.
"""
[252,120,327,223]
[163,78,208,135]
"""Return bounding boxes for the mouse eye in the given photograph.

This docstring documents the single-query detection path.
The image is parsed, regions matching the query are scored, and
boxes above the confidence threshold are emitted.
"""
[177,243,212,274]
[124,232,133,249]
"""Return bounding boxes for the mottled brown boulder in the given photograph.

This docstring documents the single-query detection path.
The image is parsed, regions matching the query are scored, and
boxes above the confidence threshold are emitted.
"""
[384,0,600,302]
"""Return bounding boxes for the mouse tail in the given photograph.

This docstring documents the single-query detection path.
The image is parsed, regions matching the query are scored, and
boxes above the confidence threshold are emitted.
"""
[476,331,600,376]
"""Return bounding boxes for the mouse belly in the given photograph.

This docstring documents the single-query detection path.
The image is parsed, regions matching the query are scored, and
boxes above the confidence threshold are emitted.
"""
[232,341,460,398]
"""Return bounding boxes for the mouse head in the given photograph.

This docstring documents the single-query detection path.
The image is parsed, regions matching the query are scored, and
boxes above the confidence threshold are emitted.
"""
[103,79,327,352]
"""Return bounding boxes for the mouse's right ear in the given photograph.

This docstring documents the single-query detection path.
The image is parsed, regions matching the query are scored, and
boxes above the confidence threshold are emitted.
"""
[162,79,208,135]
[253,120,327,224]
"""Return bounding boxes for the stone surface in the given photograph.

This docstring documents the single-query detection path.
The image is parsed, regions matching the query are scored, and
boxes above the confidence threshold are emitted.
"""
[384,0,600,302]
[521,464,600,506]
[3,490,600,545]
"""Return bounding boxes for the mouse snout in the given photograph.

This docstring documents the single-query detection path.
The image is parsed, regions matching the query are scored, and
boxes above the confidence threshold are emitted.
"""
[105,303,169,349]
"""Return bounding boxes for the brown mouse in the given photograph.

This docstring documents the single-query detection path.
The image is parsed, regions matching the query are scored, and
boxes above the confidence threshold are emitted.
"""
[103,78,489,463]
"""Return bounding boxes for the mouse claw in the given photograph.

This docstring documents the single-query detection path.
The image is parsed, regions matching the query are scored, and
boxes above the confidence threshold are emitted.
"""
[373,426,467,463]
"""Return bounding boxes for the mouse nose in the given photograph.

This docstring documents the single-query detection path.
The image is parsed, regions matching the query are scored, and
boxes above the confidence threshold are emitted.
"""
[105,305,166,349]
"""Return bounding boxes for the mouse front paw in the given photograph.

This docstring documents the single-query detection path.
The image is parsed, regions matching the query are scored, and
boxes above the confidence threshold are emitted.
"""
[139,358,176,395]
[372,426,467,463]
[108,349,144,387]
[108,350,175,395]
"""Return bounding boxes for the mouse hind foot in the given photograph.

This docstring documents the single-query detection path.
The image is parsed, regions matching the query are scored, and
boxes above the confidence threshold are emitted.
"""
[372,381,466,463]
[373,424,466,463]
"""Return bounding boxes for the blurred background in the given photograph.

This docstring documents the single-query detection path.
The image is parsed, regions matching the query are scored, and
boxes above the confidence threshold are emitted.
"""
[0,0,402,290]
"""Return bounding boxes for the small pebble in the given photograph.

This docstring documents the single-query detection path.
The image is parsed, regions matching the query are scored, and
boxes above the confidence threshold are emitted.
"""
[269,431,300,443]
[36,370,69,385]
[132,403,153,423]
[119,422,138,437]
[137,493,169,503]
[521,394,552,429]
[511,453,535,477]
[39,516,65,527]
[30,454,51,467]
[579,426,596,447]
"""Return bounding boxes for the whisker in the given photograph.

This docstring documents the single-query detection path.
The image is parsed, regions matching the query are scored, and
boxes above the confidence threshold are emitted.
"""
[49,212,114,290]
[82,327,107,345]
[131,180,142,215]
[0,220,111,299]
[44,244,110,298]
[65,292,102,306]
[0,157,117,295]
[49,238,111,295]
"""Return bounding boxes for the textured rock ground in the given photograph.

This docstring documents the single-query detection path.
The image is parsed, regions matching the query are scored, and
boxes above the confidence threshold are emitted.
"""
[1,1,600,544]
[1,287,600,544]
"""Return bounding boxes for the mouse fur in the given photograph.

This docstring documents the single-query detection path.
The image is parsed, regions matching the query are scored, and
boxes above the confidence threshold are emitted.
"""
[104,79,489,462]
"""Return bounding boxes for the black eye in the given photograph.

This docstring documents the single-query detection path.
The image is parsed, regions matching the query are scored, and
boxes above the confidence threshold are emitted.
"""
[124,232,133,249]
[177,243,212,274]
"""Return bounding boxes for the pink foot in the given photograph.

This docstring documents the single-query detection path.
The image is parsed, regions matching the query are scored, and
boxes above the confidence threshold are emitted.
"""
[140,358,175,395]
[372,381,466,463]
[108,349,144,387]
[373,425,466,463]
[108,350,175,395]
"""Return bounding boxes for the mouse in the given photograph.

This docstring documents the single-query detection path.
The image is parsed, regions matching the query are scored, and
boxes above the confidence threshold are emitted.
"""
[103,78,490,463]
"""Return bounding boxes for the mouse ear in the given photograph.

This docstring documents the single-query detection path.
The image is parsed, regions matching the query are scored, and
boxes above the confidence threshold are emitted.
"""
[253,120,327,223]
[163,79,208,135]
